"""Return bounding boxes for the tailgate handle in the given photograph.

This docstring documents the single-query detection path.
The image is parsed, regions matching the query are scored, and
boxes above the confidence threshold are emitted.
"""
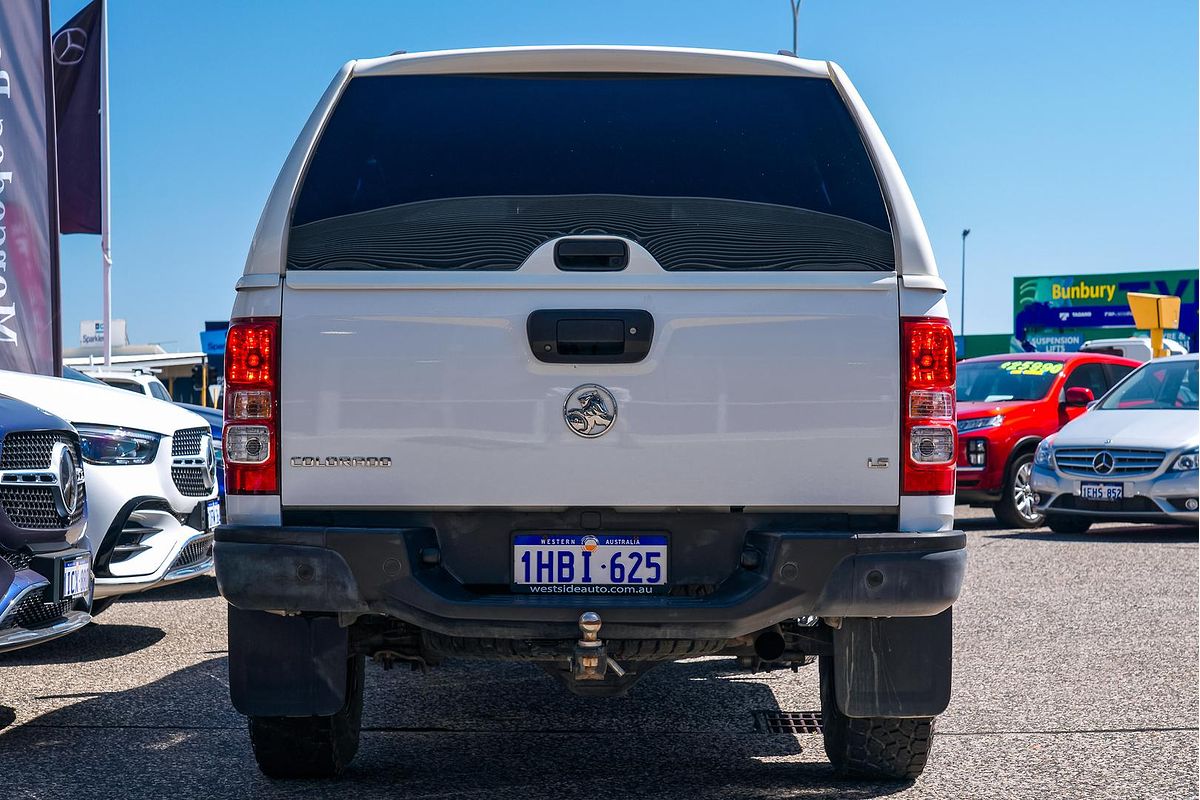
[527,310,653,363]
[554,239,629,271]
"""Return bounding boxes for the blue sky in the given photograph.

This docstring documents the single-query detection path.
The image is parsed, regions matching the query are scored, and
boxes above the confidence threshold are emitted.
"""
[53,0,1197,351]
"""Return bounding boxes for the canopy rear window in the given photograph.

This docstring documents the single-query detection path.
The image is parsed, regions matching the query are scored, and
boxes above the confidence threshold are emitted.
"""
[288,73,894,272]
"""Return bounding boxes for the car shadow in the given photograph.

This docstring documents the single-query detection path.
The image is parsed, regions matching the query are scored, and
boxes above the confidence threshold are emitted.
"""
[0,622,165,666]
[0,655,915,799]
[983,524,1197,544]
[119,574,220,603]
[956,515,1007,532]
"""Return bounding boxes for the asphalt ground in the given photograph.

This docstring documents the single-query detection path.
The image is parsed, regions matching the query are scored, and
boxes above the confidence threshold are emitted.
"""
[1,507,1196,800]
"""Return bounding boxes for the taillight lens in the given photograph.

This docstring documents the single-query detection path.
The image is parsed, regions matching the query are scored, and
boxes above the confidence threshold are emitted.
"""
[902,318,956,495]
[224,318,280,494]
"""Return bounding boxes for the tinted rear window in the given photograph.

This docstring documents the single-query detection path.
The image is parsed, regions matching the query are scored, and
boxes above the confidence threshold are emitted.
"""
[288,73,893,272]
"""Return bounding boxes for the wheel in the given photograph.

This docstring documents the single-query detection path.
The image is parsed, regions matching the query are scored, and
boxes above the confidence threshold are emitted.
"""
[819,656,934,781]
[1046,514,1092,534]
[993,453,1044,528]
[88,597,119,617]
[248,655,365,779]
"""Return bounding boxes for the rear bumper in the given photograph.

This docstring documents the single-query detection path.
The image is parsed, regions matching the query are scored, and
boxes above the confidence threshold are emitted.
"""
[215,525,966,639]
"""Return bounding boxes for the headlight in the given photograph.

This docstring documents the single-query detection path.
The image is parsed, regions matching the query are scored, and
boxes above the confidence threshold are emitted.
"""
[1034,438,1056,468]
[1171,449,1199,471]
[76,424,161,465]
[958,415,1004,433]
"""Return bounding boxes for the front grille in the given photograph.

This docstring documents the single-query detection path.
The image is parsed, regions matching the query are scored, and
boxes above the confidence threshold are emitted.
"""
[1,587,71,630]
[1056,447,1166,477]
[171,427,212,496]
[0,548,33,571]
[1051,495,1161,513]
[171,427,208,457]
[168,535,213,573]
[171,467,211,497]
[0,486,66,529]
[0,431,76,470]
[0,431,84,531]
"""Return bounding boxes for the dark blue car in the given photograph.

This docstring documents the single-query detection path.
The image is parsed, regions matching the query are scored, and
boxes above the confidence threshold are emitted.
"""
[0,394,92,652]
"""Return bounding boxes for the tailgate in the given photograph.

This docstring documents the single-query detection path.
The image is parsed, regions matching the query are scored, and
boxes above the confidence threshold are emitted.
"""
[273,68,905,509]
[279,267,899,508]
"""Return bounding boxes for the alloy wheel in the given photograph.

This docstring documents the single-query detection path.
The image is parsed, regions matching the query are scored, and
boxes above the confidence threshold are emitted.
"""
[1013,461,1042,524]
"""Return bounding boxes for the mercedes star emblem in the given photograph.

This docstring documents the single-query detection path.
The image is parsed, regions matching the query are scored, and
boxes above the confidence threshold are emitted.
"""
[53,27,88,66]
[52,442,79,517]
[1092,451,1115,475]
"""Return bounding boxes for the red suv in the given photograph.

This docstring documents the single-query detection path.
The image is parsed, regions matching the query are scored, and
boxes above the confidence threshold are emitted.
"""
[956,352,1140,527]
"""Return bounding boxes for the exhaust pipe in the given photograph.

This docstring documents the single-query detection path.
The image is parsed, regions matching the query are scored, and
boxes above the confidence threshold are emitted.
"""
[753,628,787,662]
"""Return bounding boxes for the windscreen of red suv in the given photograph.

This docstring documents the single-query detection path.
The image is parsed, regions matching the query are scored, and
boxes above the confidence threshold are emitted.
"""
[956,359,1063,403]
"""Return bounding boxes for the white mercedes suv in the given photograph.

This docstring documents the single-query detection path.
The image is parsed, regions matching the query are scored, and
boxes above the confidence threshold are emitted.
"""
[0,370,219,611]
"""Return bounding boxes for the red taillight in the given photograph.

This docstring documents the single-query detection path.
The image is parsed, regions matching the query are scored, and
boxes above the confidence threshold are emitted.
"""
[902,318,956,495]
[224,318,280,495]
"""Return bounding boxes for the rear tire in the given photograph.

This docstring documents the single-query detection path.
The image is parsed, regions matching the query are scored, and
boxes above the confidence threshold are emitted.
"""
[993,453,1044,529]
[1046,514,1093,534]
[819,656,934,781]
[248,655,365,779]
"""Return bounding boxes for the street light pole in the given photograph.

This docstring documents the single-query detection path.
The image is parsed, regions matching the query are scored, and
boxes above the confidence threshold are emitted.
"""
[790,0,803,55]
[960,228,971,341]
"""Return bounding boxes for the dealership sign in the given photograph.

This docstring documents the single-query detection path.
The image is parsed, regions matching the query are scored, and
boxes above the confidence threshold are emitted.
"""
[0,0,61,375]
[1013,270,1197,352]
[79,318,127,348]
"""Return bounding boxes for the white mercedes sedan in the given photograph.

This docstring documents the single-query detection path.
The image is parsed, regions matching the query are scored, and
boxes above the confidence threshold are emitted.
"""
[1031,355,1199,532]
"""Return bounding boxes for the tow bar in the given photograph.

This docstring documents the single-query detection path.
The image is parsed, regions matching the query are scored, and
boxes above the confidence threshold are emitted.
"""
[571,611,625,681]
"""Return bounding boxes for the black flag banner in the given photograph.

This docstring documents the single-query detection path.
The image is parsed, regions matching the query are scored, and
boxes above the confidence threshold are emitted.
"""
[0,0,61,375]
[53,0,102,235]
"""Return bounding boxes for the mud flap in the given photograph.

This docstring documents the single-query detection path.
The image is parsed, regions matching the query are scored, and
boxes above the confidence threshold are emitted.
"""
[227,606,349,716]
[832,608,952,718]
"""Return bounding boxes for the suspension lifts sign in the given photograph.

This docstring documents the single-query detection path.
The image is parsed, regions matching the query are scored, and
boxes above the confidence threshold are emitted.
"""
[1013,270,1197,353]
[0,0,61,375]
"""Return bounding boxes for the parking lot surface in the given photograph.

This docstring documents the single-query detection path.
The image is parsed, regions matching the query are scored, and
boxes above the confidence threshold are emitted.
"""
[1,507,1196,800]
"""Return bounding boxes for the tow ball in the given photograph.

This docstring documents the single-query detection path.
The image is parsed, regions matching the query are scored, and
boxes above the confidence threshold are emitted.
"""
[572,611,626,681]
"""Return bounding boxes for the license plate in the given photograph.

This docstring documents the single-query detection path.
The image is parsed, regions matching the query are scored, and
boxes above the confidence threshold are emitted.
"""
[61,554,90,600]
[513,533,668,593]
[206,499,221,530]
[1079,482,1123,501]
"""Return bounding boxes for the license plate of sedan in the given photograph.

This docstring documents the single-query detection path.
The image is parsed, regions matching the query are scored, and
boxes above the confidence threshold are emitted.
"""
[513,534,668,594]
[1079,482,1123,501]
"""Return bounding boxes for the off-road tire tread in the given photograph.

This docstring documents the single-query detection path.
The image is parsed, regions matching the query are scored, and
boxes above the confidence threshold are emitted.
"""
[820,656,935,781]
[248,656,364,779]
[826,715,934,780]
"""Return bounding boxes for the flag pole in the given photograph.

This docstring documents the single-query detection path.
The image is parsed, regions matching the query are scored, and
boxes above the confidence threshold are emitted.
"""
[99,0,112,366]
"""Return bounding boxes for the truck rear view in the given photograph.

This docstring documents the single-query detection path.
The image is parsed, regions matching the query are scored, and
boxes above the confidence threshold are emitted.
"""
[215,46,965,782]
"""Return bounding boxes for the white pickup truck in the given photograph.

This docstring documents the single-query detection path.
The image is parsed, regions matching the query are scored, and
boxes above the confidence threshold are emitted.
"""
[215,46,966,782]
